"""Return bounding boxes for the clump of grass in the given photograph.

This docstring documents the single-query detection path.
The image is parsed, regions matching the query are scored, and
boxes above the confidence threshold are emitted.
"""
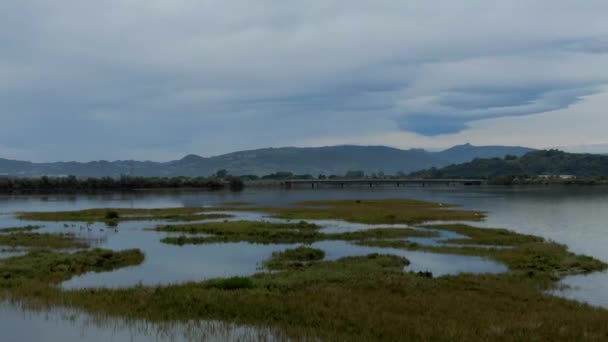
[5,200,608,341]
[17,207,223,223]
[359,224,608,278]
[424,224,545,246]
[158,221,435,245]
[277,246,325,262]
[203,276,255,290]
[104,211,120,220]
[264,246,326,270]
[249,199,485,224]
[158,221,321,245]
[0,225,42,233]
[222,201,254,206]
[0,233,88,249]
[0,248,144,286]
[160,213,233,222]
[325,227,437,240]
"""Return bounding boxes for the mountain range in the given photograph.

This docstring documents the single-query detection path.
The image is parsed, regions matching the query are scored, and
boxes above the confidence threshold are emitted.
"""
[0,144,535,178]
[409,149,608,179]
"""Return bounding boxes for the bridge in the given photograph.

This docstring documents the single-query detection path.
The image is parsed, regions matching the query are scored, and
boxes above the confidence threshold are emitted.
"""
[283,178,486,189]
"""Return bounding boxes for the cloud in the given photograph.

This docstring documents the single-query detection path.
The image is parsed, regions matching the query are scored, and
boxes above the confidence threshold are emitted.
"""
[1,1,608,160]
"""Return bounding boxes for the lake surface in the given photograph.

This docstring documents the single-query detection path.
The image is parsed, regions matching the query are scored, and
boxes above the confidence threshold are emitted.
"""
[1,185,607,340]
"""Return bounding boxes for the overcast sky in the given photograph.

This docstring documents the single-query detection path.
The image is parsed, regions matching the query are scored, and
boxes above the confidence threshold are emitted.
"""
[1,1,608,162]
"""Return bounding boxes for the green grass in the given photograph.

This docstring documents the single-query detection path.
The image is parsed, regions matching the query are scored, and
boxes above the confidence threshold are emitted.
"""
[9,253,607,341]
[0,248,144,287]
[17,199,481,226]
[0,225,42,233]
[426,223,546,246]
[157,221,435,245]
[6,199,608,341]
[221,201,254,206]
[0,233,88,249]
[203,276,255,290]
[251,199,485,224]
[264,246,326,270]
[358,224,606,278]
[17,208,231,223]
[158,220,320,244]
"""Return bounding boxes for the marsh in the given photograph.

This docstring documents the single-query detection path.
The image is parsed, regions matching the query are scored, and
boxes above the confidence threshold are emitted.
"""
[1,186,608,341]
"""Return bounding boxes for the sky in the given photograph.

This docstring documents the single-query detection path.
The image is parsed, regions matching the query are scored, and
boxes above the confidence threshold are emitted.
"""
[1,1,608,162]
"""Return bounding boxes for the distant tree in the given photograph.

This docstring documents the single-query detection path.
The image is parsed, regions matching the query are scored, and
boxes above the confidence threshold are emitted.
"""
[215,169,229,178]
[261,171,294,180]
[239,174,259,181]
[344,170,365,178]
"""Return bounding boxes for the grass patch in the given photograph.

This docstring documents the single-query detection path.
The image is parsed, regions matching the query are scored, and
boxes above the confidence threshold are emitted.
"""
[13,253,608,341]
[159,213,233,222]
[0,225,42,233]
[0,233,88,249]
[17,207,231,223]
[17,199,481,226]
[250,199,485,224]
[264,246,326,270]
[221,201,254,206]
[0,248,144,287]
[157,221,434,245]
[358,224,607,278]
[426,223,545,246]
[203,276,255,290]
[4,200,608,341]
[159,220,321,245]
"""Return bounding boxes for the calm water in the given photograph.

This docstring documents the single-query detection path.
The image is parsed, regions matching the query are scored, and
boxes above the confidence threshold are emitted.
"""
[1,186,607,340]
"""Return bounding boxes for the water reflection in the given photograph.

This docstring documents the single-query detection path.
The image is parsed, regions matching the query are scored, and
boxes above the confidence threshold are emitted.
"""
[0,301,279,342]
[0,186,607,336]
[58,209,506,289]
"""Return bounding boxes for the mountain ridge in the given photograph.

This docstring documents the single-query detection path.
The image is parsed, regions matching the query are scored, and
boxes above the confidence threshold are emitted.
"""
[409,149,608,180]
[0,144,535,178]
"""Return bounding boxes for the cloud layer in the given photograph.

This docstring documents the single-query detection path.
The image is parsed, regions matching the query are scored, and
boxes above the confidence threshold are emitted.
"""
[1,1,608,160]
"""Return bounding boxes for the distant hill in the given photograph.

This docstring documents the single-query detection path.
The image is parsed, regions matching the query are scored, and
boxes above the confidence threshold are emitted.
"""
[435,143,534,164]
[409,150,608,179]
[0,144,535,178]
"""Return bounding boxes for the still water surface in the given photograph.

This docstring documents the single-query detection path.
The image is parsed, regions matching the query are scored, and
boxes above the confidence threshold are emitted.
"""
[0,186,607,340]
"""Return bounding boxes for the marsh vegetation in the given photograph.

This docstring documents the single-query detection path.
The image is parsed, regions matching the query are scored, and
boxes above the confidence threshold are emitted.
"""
[2,198,608,341]
[19,207,232,224]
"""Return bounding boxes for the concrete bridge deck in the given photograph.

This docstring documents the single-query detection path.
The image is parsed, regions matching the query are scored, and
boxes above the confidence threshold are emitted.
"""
[283,178,485,188]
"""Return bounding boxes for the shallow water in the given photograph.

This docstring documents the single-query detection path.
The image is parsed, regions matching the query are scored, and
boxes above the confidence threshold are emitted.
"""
[311,240,506,276]
[1,186,608,339]
[0,301,277,342]
[61,210,498,289]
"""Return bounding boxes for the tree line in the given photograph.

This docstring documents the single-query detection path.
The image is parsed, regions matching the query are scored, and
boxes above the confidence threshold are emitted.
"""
[0,175,244,193]
[408,150,608,185]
